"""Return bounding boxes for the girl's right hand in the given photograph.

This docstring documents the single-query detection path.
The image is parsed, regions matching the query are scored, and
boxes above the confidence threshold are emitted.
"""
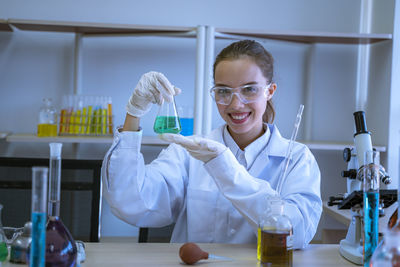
[126,71,181,117]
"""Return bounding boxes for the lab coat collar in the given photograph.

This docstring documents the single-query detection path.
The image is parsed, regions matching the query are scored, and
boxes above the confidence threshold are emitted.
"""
[264,124,290,158]
[206,124,290,178]
[207,123,289,159]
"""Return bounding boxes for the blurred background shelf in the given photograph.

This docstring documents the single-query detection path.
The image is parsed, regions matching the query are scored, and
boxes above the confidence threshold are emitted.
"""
[6,134,168,145]
[5,134,386,151]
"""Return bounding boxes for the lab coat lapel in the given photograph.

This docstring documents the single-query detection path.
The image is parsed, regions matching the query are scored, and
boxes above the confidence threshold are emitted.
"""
[248,125,289,177]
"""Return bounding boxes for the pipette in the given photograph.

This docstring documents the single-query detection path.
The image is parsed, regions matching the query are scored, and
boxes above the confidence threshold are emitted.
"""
[179,243,233,265]
[276,104,305,194]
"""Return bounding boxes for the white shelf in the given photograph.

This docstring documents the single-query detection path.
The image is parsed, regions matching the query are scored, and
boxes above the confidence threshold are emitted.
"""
[4,19,392,44]
[6,134,168,146]
[5,134,386,152]
[215,27,392,44]
[7,19,194,35]
[0,19,12,31]
[302,141,386,152]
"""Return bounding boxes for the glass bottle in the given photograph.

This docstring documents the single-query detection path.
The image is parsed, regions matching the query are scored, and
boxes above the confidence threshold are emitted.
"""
[259,197,293,266]
[370,228,400,267]
[153,97,181,134]
[10,222,32,264]
[45,143,77,267]
[37,98,58,137]
[361,150,380,266]
[0,204,8,262]
[30,167,48,267]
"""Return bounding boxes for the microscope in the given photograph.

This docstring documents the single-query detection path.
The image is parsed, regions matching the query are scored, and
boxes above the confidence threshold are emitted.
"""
[328,111,397,265]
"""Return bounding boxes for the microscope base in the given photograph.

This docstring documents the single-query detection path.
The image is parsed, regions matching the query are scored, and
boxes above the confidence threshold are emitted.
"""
[339,239,363,265]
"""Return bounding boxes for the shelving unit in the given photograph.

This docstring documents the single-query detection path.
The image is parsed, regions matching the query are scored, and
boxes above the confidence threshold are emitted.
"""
[2,12,399,185]
[4,134,386,152]
[0,19,12,31]
[6,134,168,146]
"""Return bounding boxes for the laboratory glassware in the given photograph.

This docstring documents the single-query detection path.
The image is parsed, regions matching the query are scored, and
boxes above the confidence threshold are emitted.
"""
[275,104,304,194]
[177,105,193,136]
[30,167,48,267]
[0,204,8,262]
[46,143,77,267]
[37,98,57,137]
[361,150,380,266]
[10,222,32,264]
[370,228,400,267]
[153,97,181,134]
[258,197,293,266]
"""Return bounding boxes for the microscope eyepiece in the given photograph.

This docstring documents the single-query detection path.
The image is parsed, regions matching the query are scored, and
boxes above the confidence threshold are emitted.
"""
[353,111,370,136]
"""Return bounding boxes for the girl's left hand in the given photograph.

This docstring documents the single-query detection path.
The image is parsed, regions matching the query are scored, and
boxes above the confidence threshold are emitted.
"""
[160,134,227,163]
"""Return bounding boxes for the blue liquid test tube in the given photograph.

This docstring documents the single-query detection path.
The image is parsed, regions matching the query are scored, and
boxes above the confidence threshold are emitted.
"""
[30,167,48,267]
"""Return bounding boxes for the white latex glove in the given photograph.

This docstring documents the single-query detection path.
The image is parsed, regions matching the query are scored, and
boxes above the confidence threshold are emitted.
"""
[126,71,181,117]
[160,134,227,163]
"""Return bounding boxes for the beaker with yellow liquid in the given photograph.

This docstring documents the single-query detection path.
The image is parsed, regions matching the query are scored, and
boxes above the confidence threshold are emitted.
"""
[37,98,57,137]
[258,197,293,266]
[153,97,181,134]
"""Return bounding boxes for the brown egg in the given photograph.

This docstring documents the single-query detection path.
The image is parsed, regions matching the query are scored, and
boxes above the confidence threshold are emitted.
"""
[179,242,209,265]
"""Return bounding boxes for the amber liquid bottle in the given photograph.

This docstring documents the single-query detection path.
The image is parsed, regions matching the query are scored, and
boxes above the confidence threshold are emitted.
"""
[388,209,399,229]
[259,197,293,267]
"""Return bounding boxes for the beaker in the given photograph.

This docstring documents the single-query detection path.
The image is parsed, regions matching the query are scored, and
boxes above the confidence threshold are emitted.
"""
[0,204,8,262]
[30,167,48,267]
[37,98,57,137]
[177,105,194,136]
[153,97,181,134]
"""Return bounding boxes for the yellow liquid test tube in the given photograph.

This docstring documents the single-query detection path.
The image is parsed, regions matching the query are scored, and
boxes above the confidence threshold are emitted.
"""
[86,106,93,134]
[101,108,107,135]
[69,111,75,134]
[107,103,113,134]
[75,109,82,134]
[96,109,102,134]
[59,109,66,134]
[80,107,87,134]
[92,109,98,134]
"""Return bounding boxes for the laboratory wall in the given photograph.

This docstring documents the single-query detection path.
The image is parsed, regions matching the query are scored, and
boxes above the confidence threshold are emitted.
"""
[0,0,395,241]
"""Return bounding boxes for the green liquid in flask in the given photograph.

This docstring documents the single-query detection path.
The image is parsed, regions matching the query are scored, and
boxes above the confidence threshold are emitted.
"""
[154,116,181,134]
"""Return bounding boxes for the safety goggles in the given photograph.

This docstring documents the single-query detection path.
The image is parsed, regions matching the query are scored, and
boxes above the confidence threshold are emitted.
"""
[210,83,271,105]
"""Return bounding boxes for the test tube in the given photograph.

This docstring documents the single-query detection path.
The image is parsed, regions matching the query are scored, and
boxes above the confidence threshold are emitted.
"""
[30,167,48,267]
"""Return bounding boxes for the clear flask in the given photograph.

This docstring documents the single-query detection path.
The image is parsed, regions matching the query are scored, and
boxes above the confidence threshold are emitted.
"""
[258,197,293,266]
[370,228,400,267]
[45,143,77,267]
[153,97,181,134]
[0,204,8,262]
[37,98,57,137]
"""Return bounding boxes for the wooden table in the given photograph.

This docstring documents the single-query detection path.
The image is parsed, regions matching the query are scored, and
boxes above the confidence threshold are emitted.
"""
[2,242,357,266]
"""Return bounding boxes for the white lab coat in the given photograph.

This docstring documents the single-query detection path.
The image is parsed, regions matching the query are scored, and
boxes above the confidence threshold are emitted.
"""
[101,124,322,248]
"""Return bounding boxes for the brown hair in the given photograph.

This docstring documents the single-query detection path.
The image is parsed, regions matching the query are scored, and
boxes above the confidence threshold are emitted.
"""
[213,40,275,123]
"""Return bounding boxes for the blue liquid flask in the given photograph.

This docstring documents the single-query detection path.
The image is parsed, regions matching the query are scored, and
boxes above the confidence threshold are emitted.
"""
[30,167,48,267]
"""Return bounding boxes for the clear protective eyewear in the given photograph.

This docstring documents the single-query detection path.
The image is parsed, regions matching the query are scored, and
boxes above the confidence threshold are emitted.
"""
[210,83,271,105]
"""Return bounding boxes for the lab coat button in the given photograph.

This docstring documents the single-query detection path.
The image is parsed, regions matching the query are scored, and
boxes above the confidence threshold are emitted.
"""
[230,229,236,234]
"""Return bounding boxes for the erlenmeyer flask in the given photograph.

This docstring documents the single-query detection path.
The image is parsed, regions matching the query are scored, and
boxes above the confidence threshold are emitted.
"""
[45,143,77,267]
[153,97,182,134]
[0,204,8,262]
